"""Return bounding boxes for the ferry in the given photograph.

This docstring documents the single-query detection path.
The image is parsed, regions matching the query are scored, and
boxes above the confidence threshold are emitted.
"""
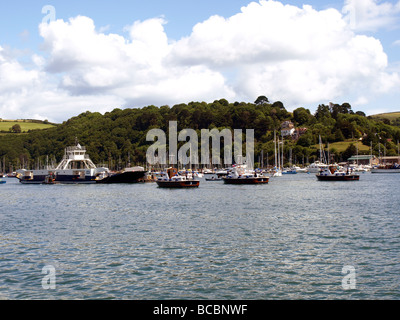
[16,143,109,184]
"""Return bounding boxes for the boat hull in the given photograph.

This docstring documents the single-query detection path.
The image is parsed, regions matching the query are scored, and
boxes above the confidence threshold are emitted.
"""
[156,180,200,188]
[282,171,297,175]
[96,171,146,184]
[19,175,98,184]
[17,169,100,184]
[316,175,360,181]
[223,177,269,184]
[371,169,400,174]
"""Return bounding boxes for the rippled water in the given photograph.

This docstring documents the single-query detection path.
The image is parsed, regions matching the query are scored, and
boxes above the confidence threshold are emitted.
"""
[1,173,399,300]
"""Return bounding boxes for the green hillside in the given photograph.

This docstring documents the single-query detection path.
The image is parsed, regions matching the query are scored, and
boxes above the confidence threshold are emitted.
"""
[313,140,371,153]
[370,112,400,126]
[1,99,400,171]
[0,120,56,133]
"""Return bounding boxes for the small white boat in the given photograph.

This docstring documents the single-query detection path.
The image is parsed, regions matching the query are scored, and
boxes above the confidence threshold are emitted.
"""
[307,161,329,173]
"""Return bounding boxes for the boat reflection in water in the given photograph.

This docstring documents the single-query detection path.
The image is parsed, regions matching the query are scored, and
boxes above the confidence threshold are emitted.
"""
[316,166,360,181]
[156,168,200,188]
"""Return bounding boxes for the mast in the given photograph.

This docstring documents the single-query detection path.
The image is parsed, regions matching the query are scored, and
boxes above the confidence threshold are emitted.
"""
[274,130,278,169]
[281,136,284,169]
[277,133,280,170]
[371,141,373,167]
[319,135,324,164]
[261,149,264,169]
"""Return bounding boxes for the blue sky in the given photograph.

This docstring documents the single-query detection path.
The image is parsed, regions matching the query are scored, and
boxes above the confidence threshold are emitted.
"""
[1,0,400,122]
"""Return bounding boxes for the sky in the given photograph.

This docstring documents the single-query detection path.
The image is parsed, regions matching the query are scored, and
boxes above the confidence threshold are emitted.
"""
[1,0,400,123]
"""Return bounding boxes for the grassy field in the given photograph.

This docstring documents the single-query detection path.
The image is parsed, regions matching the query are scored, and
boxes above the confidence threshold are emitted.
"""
[0,120,56,132]
[312,140,371,153]
[370,112,400,121]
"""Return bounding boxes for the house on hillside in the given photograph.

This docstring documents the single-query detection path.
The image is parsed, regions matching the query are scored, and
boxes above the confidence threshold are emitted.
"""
[280,121,307,141]
[281,121,295,137]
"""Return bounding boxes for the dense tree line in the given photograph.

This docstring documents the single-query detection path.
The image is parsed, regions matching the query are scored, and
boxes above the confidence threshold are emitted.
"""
[1,98,400,172]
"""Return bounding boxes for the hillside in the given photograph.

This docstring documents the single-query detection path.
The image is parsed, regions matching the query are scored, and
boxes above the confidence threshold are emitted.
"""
[370,112,400,127]
[0,119,56,133]
[1,99,400,171]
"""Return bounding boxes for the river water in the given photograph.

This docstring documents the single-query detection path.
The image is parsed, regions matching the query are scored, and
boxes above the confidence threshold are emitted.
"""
[0,173,399,300]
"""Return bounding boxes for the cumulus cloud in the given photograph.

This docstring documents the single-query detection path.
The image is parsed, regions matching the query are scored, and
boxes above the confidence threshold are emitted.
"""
[171,0,399,108]
[1,0,400,122]
[38,16,234,104]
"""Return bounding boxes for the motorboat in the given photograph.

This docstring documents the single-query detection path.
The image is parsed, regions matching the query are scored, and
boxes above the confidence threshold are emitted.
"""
[156,168,200,188]
[307,161,329,173]
[316,166,360,181]
[223,165,269,184]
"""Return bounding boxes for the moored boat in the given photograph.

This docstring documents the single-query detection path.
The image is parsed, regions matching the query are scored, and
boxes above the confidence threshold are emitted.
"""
[316,166,360,181]
[282,168,297,175]
[223,165,269,184]
[307,161,329,173]
[16,142,109,184]
[205,176,222,181]
[156,168,200,188]
[371,164,400,173]
[96,166,146,184]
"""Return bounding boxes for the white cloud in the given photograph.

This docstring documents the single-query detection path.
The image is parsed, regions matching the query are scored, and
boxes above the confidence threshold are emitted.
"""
[1,0,400,122]
[170,0,399,108]
[37,16,233,108]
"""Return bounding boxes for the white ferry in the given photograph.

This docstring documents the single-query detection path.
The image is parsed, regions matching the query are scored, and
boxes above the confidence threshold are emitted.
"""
[16,143,109,184]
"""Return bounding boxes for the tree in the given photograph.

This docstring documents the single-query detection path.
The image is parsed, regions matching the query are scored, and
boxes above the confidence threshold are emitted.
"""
[293,108,311,126]
[342,144,357,161]
[271,101,285,110]
[254,96,269,105]
[315,104,331,120]
[334,128,345,142]
[11,124,22,133]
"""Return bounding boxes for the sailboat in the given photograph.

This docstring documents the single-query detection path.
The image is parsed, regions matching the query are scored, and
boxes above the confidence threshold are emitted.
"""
[308,136,329,173]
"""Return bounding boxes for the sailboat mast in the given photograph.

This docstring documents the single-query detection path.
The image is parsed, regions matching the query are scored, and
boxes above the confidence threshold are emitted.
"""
[281,136,284,169]
[277,134,280,170]
[274,130,278,169]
